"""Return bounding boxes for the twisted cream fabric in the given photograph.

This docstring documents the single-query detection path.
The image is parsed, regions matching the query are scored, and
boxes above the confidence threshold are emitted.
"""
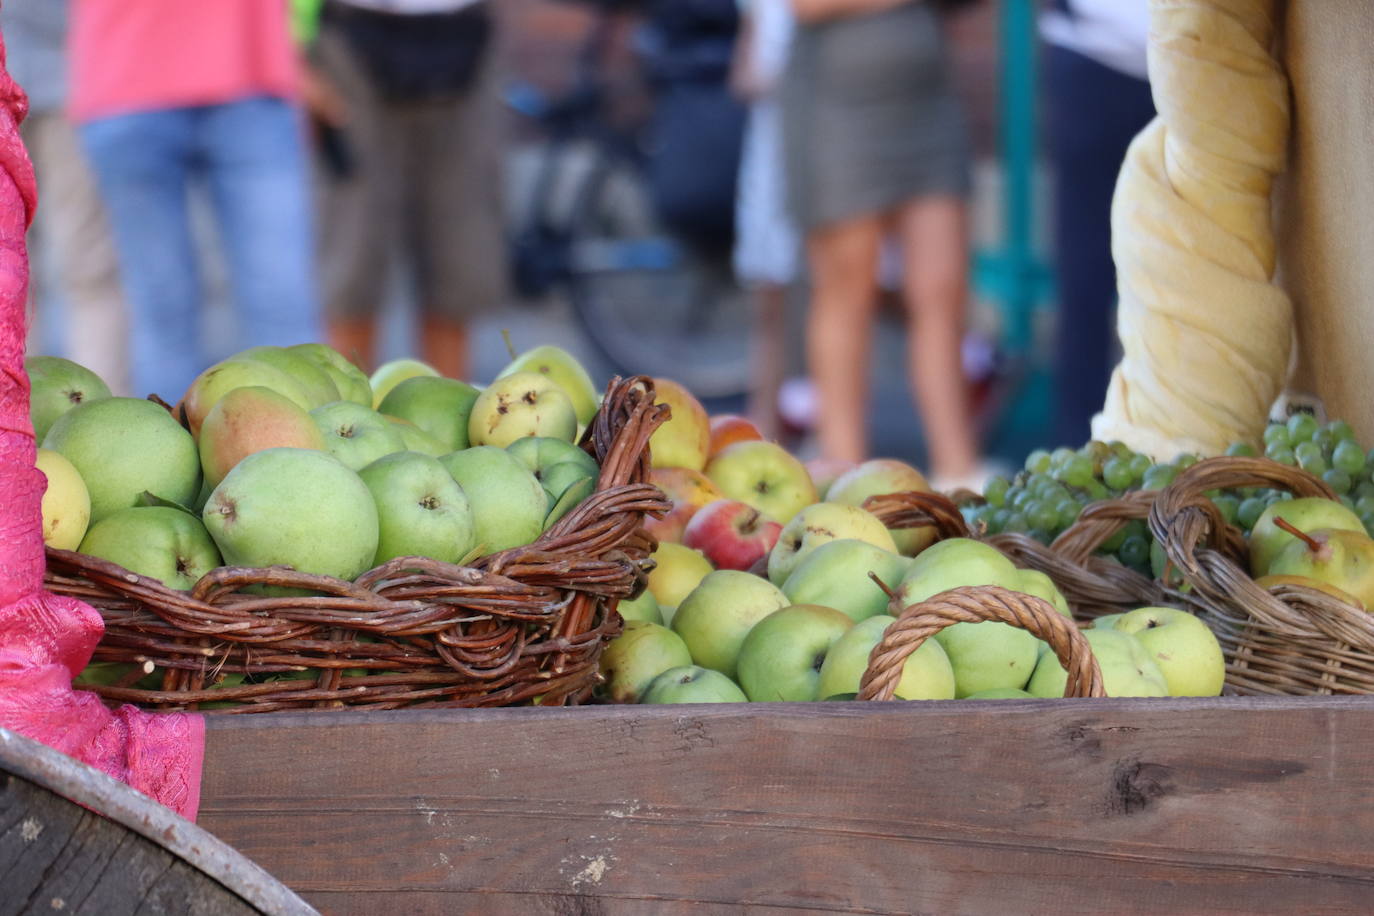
[1091,0,1292,459]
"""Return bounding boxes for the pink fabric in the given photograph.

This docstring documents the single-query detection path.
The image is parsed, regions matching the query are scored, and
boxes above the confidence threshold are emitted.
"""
[0,29,204,820]
[69,0,300,122]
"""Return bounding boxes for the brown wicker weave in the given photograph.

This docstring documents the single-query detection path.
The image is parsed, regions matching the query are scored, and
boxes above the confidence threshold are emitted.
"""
[48,376,671,712]
[857,585,1105,700]
[1146,456,1374,695]
[861,489,971,542]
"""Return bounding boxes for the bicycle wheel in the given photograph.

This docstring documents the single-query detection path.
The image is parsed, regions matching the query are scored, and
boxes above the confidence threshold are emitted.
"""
[563,152,754,399]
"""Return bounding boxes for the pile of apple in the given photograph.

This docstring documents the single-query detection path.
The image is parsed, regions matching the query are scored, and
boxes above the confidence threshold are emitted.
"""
[30,342,611,617]
[597,387,1228,705]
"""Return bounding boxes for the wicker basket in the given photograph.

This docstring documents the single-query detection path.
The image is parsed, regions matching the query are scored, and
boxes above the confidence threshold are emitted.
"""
[858,585,1105,700]
[1145,456,1374,695]
[47,376,671,712]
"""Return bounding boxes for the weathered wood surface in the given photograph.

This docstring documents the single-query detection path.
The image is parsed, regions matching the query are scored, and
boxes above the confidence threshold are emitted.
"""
[0,728,315,916]
[201,697,1374,914]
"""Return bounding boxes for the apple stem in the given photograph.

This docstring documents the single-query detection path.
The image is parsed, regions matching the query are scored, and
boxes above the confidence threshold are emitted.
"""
[1273,516,1322,553]
[501,328,517,361]
[868,571,896,599]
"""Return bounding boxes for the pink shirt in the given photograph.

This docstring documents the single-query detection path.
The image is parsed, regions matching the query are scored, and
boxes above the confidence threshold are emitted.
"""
[69,0,300,122]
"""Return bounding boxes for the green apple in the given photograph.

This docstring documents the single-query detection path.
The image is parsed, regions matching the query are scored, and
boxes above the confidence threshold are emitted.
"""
[670,569,789,679]
[647,542,715,608]
[288,342,372,406]
[541,461,595,503]
[199,386,326,488]
[386,416,447,457]
[1026,627,1169,698]
[311,400,406,472]
[378,376,481,452]
[816,613,955,701]
[26,355,111,442]
[439,446,547,553]
[616,589,664,625]
[497,344,601,427]
[894,538,1019,608]
[781,538,910,622]
[358,451,475,565]
[767,502,897,585]
[964,687,1034,699]
[649,377,711,471]
[203,448,379,584]
[36,447,91,550]
[544,476,595,529]
[78,506,222,589]
[44,397,201,523]
[1249,498,1368,577]
[236,345,340,407]
[827,458,936,556]
[599,621,693,703]
[640,665,747,704]
[467,371,577,448]
[369,358,439,408]
[935,619,1040,698]
[1091,613,1125,630]
[705,440,818,524]
[507,436,599,484]
[1113,606,1225,697]
[180,358,316,437]
[737,604,854,702]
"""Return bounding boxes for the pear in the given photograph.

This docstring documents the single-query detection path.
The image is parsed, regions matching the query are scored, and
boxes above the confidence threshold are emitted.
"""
[26,355,111,442]
[467,371,577,448]
[199,386,326,488]
[385,416,448,457]
[497,345,601,427]
[1249,498,1367,577]
[1254,574,1366,610]
[369,358,439,408]
[288,343,372,406]
[1026,627,1168,698]
[79,506,222,590]
[599,621,693,704]
[378,376,480,451]
[181,358,316,437]
[236,345,340,407]
[310,400,405,471]
[1267,520,1374,608]
[439,446,547,553]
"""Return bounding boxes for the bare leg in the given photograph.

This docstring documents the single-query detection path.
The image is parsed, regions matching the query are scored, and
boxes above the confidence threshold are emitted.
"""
[897,195,980,480]
[420,314,469,381]
[805,215,883,463]
[748,284,787,438]
[328,316,377,373]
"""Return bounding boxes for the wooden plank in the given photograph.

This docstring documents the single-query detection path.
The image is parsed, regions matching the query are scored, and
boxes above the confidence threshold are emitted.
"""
[201,698,1374,914]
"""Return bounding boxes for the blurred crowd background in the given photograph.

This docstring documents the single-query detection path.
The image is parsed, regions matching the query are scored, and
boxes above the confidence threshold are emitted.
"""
[11,0,1150,490]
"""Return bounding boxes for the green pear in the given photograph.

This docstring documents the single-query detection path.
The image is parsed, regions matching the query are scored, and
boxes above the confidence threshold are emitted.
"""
[1114,607,1225,697]
[1026,627,1168,698]
[935,619,1040,698]
[78,506,221,589]
[26,355,111,442]
[181,358,316,437]
[617,589,664,625]
[378,376,480,452]
[599,621,693,703]
[647,542,715,608]
[439,446,547,553]
[44,397,201,523]
[369,358,439,408]
[386,417,447,457]
[311,401,406,472]
[203,448,379,586]
[288,343,372,406]
[737,604,854,702]
[236,345,340,407]
[1268,524,1374,608]
[199,386,325,488]
[1091,613,1125,629]
[781,538,910,622]
[506,436,599,484]
[670,569,790,679]
[1250,498,1369,577]
[826,458,936,556]
[1012,569,1072,618]
[544,476,595,530]
[767,502,897,585]
[816,613,955,700]
[497,344,601,427]
[641,665,748,703]
[358,451,475,565]
[467,371,577,448]
[964,687,1034,699]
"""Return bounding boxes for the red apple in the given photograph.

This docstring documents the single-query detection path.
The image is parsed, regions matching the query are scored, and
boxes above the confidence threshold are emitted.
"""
[708,414,765,458]
[645,467,724,543]
[683,498,783,571]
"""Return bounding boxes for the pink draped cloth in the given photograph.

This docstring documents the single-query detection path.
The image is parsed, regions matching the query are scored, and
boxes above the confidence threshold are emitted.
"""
[0,31,204,820]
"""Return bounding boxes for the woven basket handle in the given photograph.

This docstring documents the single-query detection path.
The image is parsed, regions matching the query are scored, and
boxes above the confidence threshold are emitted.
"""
[862,490,970,541]
[857,585,1105,700]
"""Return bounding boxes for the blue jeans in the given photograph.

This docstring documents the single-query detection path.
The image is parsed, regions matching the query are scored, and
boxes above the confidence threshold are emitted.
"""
[81,96,323,400]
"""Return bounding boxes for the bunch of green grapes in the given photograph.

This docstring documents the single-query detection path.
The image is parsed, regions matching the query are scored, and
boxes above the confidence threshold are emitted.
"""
[1253,414,1374,534]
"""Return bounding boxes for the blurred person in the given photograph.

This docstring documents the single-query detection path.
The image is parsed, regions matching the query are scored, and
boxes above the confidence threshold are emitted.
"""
[69,0,323,401]
[782,0,984,487]
[5,0,129,393]
[1041,0,1152,446]
[731,0,798,437]
[305,0,503,379]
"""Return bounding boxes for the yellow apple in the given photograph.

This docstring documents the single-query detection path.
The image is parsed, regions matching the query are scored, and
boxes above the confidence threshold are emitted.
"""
[35,447,91,550]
